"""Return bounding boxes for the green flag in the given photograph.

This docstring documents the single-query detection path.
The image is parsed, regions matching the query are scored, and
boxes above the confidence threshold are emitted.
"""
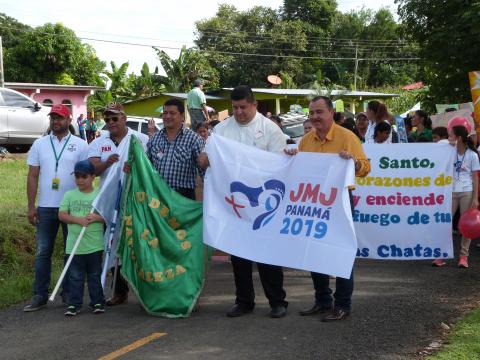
[118,136,205,317]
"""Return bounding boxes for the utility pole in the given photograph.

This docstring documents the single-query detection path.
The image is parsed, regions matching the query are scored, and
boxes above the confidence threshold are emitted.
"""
[0,36,4,87]
[353,43,359,92]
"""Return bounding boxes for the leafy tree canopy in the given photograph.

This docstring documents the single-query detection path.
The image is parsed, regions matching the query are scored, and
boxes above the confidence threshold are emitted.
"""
[397,0,480,103]
[4,22,105,86]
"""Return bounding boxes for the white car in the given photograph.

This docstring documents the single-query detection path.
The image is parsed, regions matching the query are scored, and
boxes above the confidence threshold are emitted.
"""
[98,116,164,135]
[0,88,51,147]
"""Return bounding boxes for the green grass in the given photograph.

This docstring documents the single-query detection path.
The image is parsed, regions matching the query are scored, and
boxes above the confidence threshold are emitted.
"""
[0,158,64,308]
[427,308,480,360]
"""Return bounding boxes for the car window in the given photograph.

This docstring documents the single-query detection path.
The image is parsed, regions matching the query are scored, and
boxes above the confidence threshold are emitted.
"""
[126,121,138,132]
[1,90,34,108]
[141,123,149,135]
[283,123,305,138]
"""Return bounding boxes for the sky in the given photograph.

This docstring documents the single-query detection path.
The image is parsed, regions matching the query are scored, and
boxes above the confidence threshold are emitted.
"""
[0,0,397,75]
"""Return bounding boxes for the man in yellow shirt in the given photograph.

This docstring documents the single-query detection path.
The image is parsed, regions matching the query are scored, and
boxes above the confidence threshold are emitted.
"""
[287,95,370,322]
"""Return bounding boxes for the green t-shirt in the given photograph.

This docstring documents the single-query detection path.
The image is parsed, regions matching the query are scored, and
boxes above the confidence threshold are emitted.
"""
[60,188,104,255]
[410,128,433,142]
[187,87,206,109]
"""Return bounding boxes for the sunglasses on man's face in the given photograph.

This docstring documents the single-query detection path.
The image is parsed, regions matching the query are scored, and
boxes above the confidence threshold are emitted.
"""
[105,116,121,123]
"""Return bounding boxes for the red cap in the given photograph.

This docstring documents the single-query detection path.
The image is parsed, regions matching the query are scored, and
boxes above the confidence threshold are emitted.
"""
[48,104,71,118]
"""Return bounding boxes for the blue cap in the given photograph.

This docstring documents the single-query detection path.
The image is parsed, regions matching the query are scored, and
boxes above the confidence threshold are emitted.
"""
[73,160,95,175]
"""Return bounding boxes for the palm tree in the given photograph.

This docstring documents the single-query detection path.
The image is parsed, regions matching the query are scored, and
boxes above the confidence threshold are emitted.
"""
[154,45,219,92]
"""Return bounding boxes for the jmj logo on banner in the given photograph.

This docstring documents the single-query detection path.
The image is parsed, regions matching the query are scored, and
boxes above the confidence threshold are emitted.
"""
[204,134,357,278]
[225,180,286,230]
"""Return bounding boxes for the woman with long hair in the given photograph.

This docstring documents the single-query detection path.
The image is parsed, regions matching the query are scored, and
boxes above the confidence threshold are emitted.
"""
[364,101,391,144]
[410,110,433,142]
[433,125,480,268]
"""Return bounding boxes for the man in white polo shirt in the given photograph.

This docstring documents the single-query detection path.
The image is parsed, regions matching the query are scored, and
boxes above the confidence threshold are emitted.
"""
[198,85,289,319]
[24,104,88,312]
[88,102,148,305]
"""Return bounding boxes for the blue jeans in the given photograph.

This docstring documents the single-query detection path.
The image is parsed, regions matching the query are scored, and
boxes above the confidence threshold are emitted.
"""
[68,251,105,308]
[33,207,68,300]
[310,190,355,312]
[79,128,86,140]
[311,271,354,312]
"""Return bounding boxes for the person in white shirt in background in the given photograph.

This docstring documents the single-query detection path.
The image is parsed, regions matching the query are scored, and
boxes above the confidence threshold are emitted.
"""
[198,85,288,319]
[24,104,88,312]
[432,125,480,268]
[365,100,393,144]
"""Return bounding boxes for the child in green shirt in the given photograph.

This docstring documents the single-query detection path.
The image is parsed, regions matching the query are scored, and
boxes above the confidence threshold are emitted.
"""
[59,160,105,316]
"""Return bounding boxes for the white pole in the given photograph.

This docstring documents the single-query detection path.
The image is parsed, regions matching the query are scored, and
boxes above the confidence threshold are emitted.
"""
[49,209,94,302]
[0,36,4,88]
[101,206,120,288]
[100,178,124,288]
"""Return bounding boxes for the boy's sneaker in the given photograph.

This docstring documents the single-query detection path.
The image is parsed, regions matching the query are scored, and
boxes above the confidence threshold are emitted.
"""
[432,259,446,267]
[23,295,47,312]
[65,306,78,317]
[458,256,469,268]
[92,304,105,314]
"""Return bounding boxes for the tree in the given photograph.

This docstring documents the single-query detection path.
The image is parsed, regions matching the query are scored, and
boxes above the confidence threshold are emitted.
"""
[195,5,308,87]
[328,8,420,89]
[282,0,337,31]
[0,12,31,48]
[4,22,105,86]
[154,45,219,92]
[132,63,165,98]
[397,0,480,103]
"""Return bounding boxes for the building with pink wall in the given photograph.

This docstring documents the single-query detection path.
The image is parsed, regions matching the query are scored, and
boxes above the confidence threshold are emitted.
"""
[5,82,104,120]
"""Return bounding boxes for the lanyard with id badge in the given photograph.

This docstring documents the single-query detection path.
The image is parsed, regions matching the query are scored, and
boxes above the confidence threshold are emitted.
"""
[49,134,71,191]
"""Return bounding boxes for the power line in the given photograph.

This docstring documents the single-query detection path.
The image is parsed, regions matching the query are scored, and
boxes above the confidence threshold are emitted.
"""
[0,23,421,62]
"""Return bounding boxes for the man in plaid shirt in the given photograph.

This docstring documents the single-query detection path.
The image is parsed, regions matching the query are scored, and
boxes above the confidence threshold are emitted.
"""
[147,98,205,200]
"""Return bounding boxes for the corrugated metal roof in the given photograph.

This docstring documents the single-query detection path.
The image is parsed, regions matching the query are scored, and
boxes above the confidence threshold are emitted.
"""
[5,82,104,91]
[163,92,226,100]
[223,88,398,97]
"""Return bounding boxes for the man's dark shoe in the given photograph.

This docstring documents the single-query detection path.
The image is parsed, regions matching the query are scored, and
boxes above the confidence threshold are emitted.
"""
[226,304,254,318]
[299,303,332,316]
[321,307,350,322]
[23,295,47,312]
[106,293,128,306]
[270,305,287,318]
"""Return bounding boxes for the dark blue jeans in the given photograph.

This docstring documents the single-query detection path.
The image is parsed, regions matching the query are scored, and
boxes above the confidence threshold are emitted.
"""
[68,251,105,308]
[310,190,355,312]
[311,271,354,312]
[33,207,68,300]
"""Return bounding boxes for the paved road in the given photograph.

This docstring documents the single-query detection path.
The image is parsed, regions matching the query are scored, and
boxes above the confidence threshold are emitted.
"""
[2,237,480,360]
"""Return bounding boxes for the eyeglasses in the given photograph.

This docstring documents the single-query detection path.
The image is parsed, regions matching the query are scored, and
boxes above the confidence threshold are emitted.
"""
[104,116,120,123]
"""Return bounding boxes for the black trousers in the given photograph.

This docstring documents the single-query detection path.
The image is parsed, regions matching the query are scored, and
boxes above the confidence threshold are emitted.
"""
[309,190,355,311]
[111,266,129,295]
[175,187,196,201]
[231,255,287,308]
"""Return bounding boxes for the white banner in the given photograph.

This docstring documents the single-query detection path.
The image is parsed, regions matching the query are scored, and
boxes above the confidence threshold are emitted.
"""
[353,143,455,259]
[203,134,357,278]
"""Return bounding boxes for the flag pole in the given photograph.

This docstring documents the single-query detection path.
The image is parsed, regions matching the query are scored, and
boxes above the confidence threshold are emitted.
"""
[49,209,94,302]
[101,178,124,288]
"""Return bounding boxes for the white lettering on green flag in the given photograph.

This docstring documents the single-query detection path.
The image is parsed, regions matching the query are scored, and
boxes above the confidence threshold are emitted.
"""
[118,136,205,318]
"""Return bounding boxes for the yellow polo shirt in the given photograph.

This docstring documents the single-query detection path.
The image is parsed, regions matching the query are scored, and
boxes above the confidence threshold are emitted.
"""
[298,123,370,178]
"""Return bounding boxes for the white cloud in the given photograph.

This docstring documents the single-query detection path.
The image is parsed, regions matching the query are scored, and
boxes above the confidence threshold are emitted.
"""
[1,0,396,76]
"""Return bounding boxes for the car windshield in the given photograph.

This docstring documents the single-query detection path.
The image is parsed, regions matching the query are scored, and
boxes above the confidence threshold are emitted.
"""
[283,123,304,138]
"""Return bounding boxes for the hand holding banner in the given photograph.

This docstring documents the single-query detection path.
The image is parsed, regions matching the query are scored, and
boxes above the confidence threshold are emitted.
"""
[203,134,357,278]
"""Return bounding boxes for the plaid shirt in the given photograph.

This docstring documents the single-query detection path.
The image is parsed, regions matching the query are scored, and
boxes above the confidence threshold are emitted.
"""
[147,126,204,190]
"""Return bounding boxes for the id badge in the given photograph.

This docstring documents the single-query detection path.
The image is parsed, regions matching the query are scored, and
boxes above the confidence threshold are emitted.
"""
[52,177,60,191]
